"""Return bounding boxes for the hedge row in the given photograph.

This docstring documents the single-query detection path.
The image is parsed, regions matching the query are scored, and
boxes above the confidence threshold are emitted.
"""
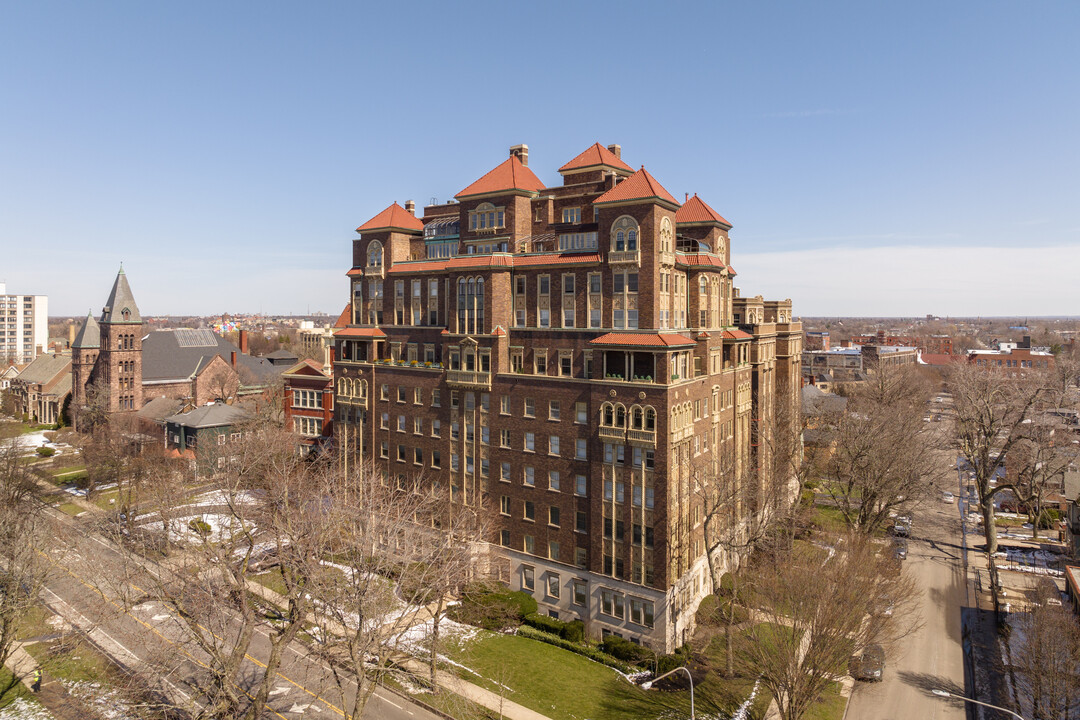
[515,625,635,673]
[521,613,585,643]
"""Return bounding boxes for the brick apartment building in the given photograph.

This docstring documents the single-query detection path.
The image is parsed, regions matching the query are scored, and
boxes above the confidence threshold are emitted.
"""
[333,143,802,651]
[847,330,953,356]
[968,335,1055,372]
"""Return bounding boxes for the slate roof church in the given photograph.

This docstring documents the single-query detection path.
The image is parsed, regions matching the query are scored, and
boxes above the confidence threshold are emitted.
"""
[71,267,278,431]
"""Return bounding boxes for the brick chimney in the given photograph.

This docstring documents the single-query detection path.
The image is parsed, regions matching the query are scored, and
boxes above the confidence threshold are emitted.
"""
[607,144,621,159]
[510,144,529,167]
[239,330,249,354]
[405,200,415,216]
[231,351,237,368]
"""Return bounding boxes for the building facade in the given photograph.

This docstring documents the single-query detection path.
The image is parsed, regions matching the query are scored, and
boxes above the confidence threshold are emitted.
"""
[332,144,802,651]
[0,283,48,364]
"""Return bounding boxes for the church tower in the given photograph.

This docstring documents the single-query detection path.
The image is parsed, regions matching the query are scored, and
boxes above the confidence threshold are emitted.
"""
[97,267,144,414]
[70,311,101,432]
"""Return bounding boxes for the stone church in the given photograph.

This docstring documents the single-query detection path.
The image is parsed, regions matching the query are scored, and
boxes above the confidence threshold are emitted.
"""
[70,268,278,431]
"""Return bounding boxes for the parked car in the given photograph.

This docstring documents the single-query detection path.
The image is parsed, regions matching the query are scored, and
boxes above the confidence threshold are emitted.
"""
[892,539,908,561]
[893,519,910,537]
[851,644,886,681]
[942,491,955,504]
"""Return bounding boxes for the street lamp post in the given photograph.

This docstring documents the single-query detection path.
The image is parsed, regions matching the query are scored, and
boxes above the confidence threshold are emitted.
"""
[642,666,694,719]
[932,689,1028,720]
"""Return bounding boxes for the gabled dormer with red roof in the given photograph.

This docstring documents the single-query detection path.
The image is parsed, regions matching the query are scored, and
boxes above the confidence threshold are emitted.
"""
[558,142,634,185]
[352,201,424,273]
[593,167,680,210]
[455,146,547,250]
[675,193,732,265]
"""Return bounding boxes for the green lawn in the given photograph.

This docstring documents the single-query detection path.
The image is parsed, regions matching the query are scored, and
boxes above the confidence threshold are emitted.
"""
[441,629,768,720]
[0,667,34,710]
[24,636,113,684]
[56,502,85,517]
[804,681,847,720]
[250,569,289,596]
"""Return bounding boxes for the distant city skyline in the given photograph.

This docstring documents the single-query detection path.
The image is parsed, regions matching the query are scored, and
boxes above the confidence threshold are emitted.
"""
[3,2,1077,318]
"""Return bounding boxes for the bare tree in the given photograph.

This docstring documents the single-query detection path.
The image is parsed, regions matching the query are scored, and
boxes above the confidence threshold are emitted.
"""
[949,363,1050,554]
[824,365,944,533]
[0,441,52,697]
[735,534,919,720]
[1010,582,1080,720]
[1010,415,1076,538]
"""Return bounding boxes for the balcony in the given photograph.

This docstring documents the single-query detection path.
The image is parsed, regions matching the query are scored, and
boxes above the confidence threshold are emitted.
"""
[446,369,492,389]
[659,250,675,266]
[599,425,626,442]
[627,428,657,447]
[607,250,640,265]
[671,425,693,443]
[336,394,368,409]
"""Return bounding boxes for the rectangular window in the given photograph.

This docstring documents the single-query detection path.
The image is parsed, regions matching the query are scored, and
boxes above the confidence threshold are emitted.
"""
[397,415,405,432]
[524,432,535,452]
[576,438,587,460]
[500,429,511,448]
[524,398,535,418]
[534,351,547,374]
[561,207,581,224]
[549,400,560,420]
[380,412,389,430]
[524,500,535,521]
[500,496,510,515]
[501,462,511,482]
[575,475,587,496]
[549,506,560,527]
[575,547,587,569]
[431,389,441,407]
[548,541,560,562]
[500,529,510,547]
[548,470,560,491]
[380,384,389,401]
[576,402,587,424]
[547,573,561,598]
[524,466,535,487]
[500,395,510,414]
[431,419,441,437]
[629,599,654,628]
[573,580,587,606]
[522,566,534,589]
[431,450,441,468]
[397,444,406,462]
[576,510,587,533]
[413,448,423,465]
[601,590,624,619]
[549,436,560,456]
[414,418,423,435]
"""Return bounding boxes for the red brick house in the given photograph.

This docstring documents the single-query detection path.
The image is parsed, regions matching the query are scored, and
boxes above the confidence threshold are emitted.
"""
[282,359,334,450]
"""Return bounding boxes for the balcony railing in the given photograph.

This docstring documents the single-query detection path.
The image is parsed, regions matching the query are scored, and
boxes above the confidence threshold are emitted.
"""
[607,250,641,265]
[446,369,492,389]
[671,426,693,443]
[599,425,626,442]
[336,395,368,409]
[659,250,675,266]
[627,428,657,447]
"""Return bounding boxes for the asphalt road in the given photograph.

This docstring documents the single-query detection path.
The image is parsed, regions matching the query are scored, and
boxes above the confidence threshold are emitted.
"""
[845,490,969,720]
[38,511,443,720]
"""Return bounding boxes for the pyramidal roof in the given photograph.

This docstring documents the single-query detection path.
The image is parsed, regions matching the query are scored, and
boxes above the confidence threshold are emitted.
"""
[456,156,546,198]
[675,193,732,227]
[594,167,680,207]
[559,142,633,174]
[355,202,424,234]
[101,267,141,324]
[72,312,101,349]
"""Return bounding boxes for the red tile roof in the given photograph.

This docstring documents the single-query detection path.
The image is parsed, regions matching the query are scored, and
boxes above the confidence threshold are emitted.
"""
[346,267,364,277]
[722,329,753,340]
[356,202,424,233]
[594,167,680,207]
[333,304,351,328]
[675,194,731,226]
[386,252,601,274]
[589,332,695,348]
[676,253,726,269]
[334,327,387,338]
[456,156,546,198]
[558,143,633,173]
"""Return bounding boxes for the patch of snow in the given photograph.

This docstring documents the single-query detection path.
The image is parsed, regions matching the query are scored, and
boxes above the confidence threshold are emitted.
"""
[731,679,762,720]
[139,513,254,545]
[0,697,53,720]
[63,680,140,720]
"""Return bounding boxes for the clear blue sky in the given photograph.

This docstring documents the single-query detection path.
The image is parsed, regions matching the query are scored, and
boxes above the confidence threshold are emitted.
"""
[2,1,1077,318]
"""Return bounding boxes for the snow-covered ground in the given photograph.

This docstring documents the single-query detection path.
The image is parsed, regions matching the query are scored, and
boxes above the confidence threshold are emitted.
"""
[0,697,53,720]
[139,513,254,544]
[1,429,70,458]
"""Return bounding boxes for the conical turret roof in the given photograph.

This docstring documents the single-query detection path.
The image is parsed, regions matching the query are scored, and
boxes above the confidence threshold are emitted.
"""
[101,266,141,324]
[72,312,100,349]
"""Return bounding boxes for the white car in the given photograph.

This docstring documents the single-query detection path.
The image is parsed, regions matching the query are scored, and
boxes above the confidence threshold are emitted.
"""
[942,492,955,504]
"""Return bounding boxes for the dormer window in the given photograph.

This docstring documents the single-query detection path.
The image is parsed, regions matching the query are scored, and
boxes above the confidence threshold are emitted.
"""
[469,203,504,231]
[121,308,130,320]
[611,216,638,252]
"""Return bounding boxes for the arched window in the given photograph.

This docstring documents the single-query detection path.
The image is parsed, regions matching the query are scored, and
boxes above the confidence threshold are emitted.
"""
[630,406,643,430]
[644,407,656,431]
[602,402,614,427]
[614,404,626,428]
[338,377,347,395]
[610,216,639,253]
[367,240,383,268]
[660,217,673,254]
